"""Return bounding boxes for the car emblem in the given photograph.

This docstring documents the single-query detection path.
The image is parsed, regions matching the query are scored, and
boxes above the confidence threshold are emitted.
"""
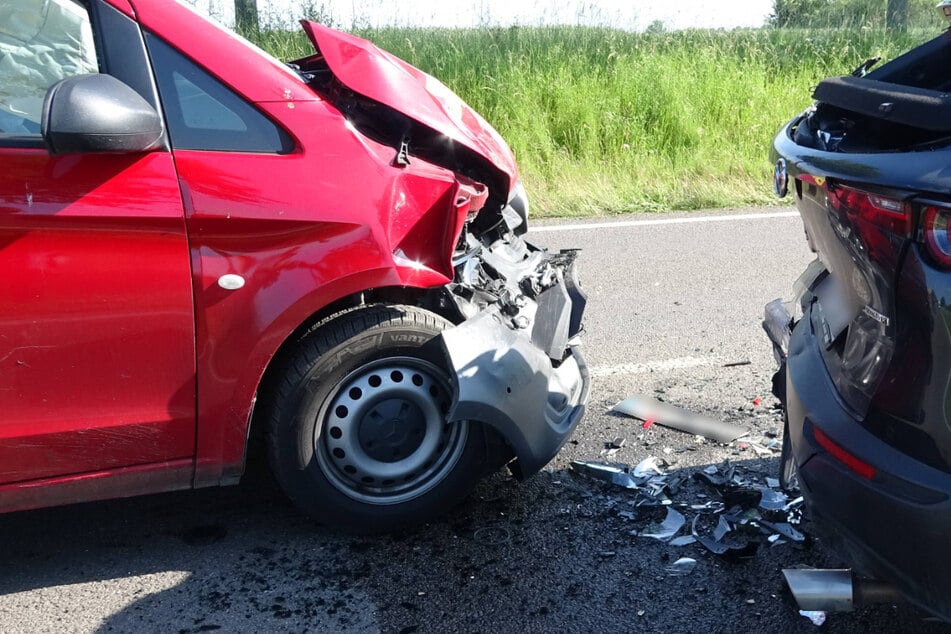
[774,158,789,198]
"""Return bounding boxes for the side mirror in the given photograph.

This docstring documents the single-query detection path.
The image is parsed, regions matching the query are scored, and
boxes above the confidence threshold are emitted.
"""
[41,74,164,155]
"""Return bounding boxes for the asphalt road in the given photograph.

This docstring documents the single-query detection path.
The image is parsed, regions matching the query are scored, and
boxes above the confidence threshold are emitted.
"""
[1,208,948,633]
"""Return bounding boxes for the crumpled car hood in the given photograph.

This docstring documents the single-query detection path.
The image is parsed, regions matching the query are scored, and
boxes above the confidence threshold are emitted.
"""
[300,21,518,186]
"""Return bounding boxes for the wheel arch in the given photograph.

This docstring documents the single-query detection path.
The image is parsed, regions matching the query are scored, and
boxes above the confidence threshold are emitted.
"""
[227,286,452,486]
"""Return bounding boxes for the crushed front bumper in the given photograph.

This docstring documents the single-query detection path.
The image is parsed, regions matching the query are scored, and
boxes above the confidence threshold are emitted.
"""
[437,235,590,478]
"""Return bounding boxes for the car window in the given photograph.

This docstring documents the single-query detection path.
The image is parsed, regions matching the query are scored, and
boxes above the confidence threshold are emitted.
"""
[146,34,293,153]
[0,0,98,135]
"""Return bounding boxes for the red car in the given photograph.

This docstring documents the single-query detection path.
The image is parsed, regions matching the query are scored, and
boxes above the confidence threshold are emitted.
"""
[0,0,589,531]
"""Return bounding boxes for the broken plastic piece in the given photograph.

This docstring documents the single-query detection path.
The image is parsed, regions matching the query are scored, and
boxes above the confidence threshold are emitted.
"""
[753,397,762,407]
[799,610,827,626]
[713,515,732,541]
[761,521,806,543]
[642,419,655,430]
[639,507,686,542]
[691,515,759,559]
[632,456,664,478]
[757,487,788,511]
[669,535,697,547]
[612,396,748,443]
[570,461,638,489]
[665,557,697,576]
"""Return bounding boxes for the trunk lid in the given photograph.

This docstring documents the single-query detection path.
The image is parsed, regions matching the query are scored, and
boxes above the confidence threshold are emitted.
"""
[299,21,517,186]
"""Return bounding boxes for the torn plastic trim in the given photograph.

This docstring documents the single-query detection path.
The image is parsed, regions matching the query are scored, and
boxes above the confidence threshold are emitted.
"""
[438,305,590,479]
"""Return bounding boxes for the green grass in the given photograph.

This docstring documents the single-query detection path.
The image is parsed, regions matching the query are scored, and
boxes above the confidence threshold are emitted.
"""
[250,25,938,217]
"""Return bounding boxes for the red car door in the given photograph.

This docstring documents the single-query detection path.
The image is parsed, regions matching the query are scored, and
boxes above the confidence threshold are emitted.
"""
[0,0,196,485]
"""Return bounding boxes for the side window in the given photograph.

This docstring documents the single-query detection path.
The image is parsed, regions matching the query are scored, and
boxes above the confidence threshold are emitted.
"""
[146,34,292,153]
[0,0,98,136]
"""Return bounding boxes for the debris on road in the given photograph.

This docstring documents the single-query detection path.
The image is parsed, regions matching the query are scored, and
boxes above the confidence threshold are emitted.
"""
[665,557,698,576]
[799,610,827,626]
[723,360,753,368]
[611,395,748,443]
[570,458,806,561]
[638,508,686,542]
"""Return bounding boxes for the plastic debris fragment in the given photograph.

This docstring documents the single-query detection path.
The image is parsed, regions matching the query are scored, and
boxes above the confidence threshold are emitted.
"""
[713,515,732,541]
[632,456,665,478]
[669,535,697,547]
[612,395,748,443]
[665,557,697,576]
[799,610,827,626]
[639,507,686,542]
[757,487,788,511]
[760,521,806,543]
[570,460,639,489]
[691,515,759,559]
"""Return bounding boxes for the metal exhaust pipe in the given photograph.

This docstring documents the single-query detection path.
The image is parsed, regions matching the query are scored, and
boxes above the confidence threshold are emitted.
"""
[783,569,904,612]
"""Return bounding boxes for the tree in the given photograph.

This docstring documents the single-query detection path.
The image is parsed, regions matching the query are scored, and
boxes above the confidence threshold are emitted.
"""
[886,0,908,31]
[234,0,258,33]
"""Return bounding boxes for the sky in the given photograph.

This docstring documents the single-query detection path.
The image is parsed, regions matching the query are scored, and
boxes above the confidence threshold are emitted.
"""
[191,0,774,31]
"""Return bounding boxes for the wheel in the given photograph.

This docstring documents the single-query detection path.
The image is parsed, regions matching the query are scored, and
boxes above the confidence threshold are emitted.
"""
[779,412,800,493]
[266,304,487,532]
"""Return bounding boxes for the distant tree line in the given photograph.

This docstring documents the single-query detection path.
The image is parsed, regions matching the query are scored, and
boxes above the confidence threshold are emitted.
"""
[771,0,942,30]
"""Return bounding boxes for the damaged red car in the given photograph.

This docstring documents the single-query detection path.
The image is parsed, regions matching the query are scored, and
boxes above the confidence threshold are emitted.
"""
[0,0,589,531]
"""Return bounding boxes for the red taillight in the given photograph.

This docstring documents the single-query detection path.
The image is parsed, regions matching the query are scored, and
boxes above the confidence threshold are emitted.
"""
[827,184,911,236]
[813,426,877,480]
[923,205,951,268]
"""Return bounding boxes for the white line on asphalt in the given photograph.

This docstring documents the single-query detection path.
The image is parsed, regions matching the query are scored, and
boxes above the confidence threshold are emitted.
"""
[590,356,729,378]
[530,211,799,233]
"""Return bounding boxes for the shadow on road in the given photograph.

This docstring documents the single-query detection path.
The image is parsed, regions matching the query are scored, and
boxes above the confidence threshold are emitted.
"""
[0,457,947,633]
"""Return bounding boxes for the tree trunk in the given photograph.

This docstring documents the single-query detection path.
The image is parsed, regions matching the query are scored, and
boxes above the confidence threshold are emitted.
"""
[234,0,258,33]
[886,0,908,32]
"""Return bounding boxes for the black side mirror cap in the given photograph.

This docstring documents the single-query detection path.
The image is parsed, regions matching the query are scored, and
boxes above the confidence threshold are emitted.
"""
[41,74,165,155]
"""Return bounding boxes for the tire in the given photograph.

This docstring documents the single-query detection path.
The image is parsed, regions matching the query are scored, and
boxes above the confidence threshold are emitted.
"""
[266,304,486,532]
[779,412,800,494]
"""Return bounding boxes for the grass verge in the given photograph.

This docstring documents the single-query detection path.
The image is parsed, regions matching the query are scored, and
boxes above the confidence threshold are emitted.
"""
[251,25,937,217]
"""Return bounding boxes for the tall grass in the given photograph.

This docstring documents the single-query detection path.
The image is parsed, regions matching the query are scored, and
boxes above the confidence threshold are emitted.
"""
[250,25,939,216]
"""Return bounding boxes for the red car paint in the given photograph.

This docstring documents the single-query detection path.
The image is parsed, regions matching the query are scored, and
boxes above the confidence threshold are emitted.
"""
[299,20,519,185]
[0,0,514,510]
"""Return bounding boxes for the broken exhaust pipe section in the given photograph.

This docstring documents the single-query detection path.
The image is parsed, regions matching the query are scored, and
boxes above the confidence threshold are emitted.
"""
[783,569,903,612]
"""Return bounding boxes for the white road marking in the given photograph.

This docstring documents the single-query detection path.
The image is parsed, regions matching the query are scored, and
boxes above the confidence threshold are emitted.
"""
[590,356,730,378]
[531,211,799,233]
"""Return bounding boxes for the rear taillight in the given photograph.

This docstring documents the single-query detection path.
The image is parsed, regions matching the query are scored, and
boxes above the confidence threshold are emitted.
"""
[827,184,911,236]
[813,426,877,480]
[923,205,951,267]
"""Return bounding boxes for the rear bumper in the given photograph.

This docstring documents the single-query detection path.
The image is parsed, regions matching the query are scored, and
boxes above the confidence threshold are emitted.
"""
[785,304,951,620]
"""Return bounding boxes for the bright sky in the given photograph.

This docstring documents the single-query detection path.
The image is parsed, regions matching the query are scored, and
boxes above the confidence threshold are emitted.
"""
[194,0,774,30]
